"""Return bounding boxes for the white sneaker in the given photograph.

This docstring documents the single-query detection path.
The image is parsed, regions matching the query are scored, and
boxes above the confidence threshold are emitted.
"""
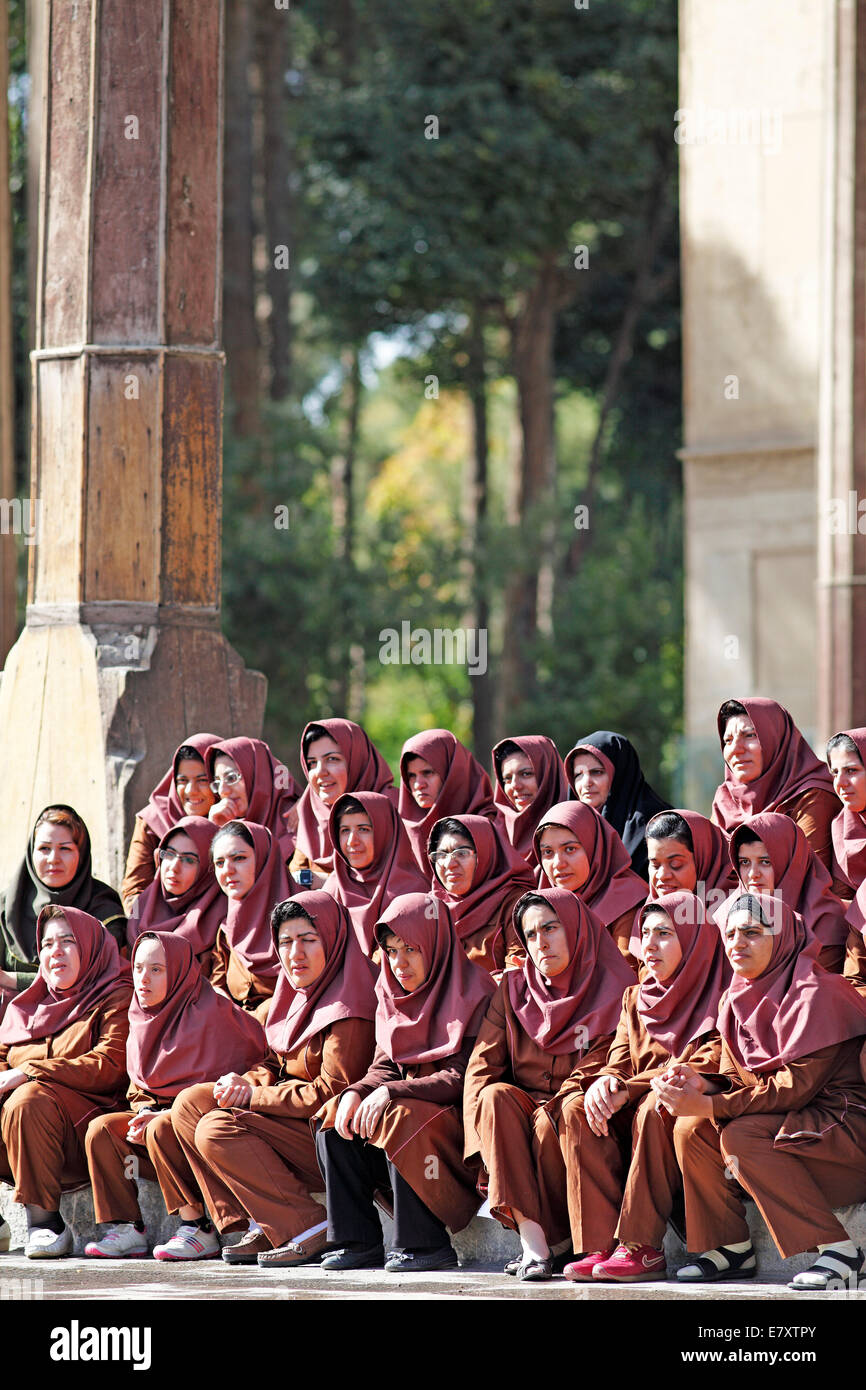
[26,1224,73,1259]
[153,1223,220,1261]
[84,1223,148,1258]
[0,1219,10,1252]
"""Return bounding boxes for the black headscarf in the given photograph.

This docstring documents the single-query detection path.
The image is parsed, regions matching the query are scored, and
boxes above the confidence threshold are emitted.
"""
[565,731,669,879]
[0,806,125,968]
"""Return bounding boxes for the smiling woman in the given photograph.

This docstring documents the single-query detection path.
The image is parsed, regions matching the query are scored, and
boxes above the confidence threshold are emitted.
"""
[292,719,397,881]
[323,792,428,955]
[0,806,125,1015]
[0,906,132,1259]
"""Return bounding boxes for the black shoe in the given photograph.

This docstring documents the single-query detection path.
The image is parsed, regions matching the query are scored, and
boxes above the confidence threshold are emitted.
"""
[321,1242,385,1271]
[384,1245,459,1273]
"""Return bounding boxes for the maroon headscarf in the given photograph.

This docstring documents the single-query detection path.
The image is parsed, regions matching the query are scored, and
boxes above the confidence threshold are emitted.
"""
[492,734,569,867]
[218,821,292,979]
[729,812,848,951]
[711,697,836,830]
[428,814,535,942]
[0,906,132,1046]
[636,891,729,1057]
[323,793,428,954]
[126,817,225,957]
[206,737,299,861]
[137,733,222,839]
[374,893,495,1065]
[828,727,866,893]
[264,892,377,1056]
[533,800,647,926]
[508,887,635,1056]
[126,932,265,1097]
[398,728,500,873]
[715,892,866,1072]
[646,808,737,903]
[294,719,396,873]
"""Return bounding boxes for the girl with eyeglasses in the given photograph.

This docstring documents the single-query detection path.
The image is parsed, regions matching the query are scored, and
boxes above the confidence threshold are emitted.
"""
[125,817,225,976]
[427,815,534,976]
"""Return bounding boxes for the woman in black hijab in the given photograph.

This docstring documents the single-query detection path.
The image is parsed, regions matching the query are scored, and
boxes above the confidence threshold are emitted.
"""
[565,732,669,880]
[0,805,124,1015]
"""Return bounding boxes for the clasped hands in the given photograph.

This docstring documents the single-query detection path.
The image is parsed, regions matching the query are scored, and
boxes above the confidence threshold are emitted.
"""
[583,1063,712,1135]
[334,1086,389,1141]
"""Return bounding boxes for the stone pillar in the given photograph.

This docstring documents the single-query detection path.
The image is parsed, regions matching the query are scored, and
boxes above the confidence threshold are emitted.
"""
[816,0,866,740]
[0,0,265,884]
[0,0,17,666]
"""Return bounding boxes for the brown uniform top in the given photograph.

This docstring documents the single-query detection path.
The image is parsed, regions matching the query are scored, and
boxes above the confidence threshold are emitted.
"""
[601,984,721,1104]
[710,1034,866,1141]
[0,983,131,1113]
[240,1017,375,1119]
[463,979,612,1158]
[120,818,160,914]
[350,1039,474,1108]
[777,788,841,877]
[461,886,526,977]
[608,907,641,970]
[209,926,275,1015]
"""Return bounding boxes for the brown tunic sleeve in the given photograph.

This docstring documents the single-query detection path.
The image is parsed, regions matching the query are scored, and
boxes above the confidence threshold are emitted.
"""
[777,788,842,876]
[608,907,640,969]
[120,818,160,914]
[126,1082,166,1112]
[246,1016,375,1118]
[4,983,131,1105]
[352,1039,474,1108]
[461,886,527,976]
[710,1039,844,1121]
[463,985,509,1159]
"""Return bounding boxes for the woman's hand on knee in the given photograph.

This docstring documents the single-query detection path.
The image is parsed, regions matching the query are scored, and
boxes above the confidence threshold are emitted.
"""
[352,1086,390,1140]
[0,1068,29,1095]
[334,1090,361,1140]
[213,1073,253,1109]
[583,1075,627,1136]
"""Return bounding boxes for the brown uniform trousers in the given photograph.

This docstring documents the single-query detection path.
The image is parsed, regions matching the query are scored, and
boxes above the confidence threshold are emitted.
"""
[171,1018,374,1247]
[675,1036,866,1257]
[464,980,612,1247]
[85,1095,203,1223]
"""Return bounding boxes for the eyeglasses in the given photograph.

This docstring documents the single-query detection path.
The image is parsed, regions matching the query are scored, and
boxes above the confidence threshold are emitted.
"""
[430,848,476,864]
[158,848,200,868]
[209,771,244,793]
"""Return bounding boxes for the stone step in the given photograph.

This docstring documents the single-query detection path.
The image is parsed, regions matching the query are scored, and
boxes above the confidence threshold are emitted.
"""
[4,1178,866,1283]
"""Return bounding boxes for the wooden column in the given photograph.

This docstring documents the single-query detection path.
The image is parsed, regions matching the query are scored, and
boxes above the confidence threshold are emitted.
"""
[817,0,866,738]
[0,1,17,666]
[0,0,265,884]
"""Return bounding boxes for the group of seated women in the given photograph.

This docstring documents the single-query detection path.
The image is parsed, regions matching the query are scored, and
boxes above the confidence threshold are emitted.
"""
[2,698,866,1290]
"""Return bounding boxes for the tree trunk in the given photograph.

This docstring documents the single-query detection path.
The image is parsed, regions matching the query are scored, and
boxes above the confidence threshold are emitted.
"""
[257,1,292,401]
[330,347,362,712]
[502,253,566,715]
[223,0,260,437]
[466,307,494,756]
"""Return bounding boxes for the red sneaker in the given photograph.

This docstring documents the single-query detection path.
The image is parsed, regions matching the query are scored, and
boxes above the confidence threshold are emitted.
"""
[592,1243,666,1282]
[563,1248,615,1282]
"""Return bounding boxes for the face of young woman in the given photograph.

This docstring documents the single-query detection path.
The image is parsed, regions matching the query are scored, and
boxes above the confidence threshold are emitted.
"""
[722,716,763,785]
[381,932,426,993]
[640,911,683,984]
[829,746,866,815]
[306,736,349,807]
[212,834,257,901]
[210,753,250,819]
[646,836,697,896]
[133,936,169,1009]
[500,752,539,812]
[40,917,82,992]
[537,825,590,893]
[723,910,775,979]
[158,830,201,898]
[277,918,327,989]
[520,903,571,979]
[735,838,775,893]
[404,756,443,810]
[32,822,80,890]
[337,810,375,870]
[430,830,477,896]
[570,753,611,810]
[175,756,216,818]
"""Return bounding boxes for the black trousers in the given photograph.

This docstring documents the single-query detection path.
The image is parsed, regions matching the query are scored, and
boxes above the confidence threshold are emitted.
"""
[315,1125,449,1251]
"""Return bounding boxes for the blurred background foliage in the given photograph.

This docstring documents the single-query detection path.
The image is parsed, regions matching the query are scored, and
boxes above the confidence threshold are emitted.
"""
[7,0,683,791]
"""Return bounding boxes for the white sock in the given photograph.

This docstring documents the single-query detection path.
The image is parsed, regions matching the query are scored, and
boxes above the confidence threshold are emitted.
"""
[292,1219,328,1245]
[247,1219,262,1234]
[818,1240,857,1259]
[517,1219,550,1262]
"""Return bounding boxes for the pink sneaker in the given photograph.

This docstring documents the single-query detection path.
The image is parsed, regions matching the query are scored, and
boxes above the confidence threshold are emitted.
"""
[563,1248,615,1282]
[592,1243,666,1282]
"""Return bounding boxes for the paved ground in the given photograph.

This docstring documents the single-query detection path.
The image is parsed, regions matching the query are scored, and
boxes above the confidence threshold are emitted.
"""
[1,1250,861,1301]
